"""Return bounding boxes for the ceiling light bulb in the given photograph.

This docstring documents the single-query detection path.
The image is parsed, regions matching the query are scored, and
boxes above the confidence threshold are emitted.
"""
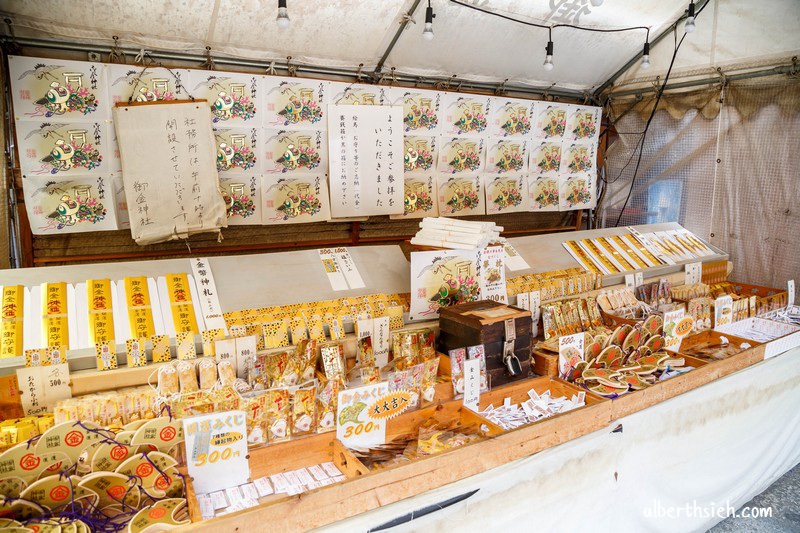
[685,2,696,33]
[590,0,604,6]
[422,2,435,41]
[641,41,651,69]
[543,40,554,71]
[276,0,290,29]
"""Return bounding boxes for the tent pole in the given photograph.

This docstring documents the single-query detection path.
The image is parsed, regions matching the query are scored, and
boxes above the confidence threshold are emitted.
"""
[593,0,712,99]
[606,64,795,100]
[2,36,587,100]
[374,0,422,76]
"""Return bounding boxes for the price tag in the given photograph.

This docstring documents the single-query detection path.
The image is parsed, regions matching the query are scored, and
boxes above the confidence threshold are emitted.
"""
[336,382,389,449]
[714,295,734,327]
[503,243,530,271]
[333,247,366,289]
[635,272,644,287]
[462,358,481,412]
[530,290,541,338]
[685,262,702,285]
[190,258,226,332]
[15,363,71,416]
[663,309,693,351]
[789,279,795,307]
[318,249,349,291]
[183,410,250,494]
[234,335,257,380]
[558,332,584,379]
[624,274,635,289]
[516,292,530,311]
[372,316,390,367]
[214,338,237,367]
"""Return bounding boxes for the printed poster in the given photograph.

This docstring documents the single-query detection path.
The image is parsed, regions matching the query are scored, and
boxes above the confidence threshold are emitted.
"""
[23,175,118,234]
[559,176,595,211]
[485,175,528,214]
[188,70,261,126]
[565,106,601,142]
[16,121,110,177]
[530,141,562,177]
[263,78,326,130]
[263,129,326,175]
[528,176,561,212]
[219,175,262,225]
[437,175,484,217]
[532,102,572,140]
[396,88,441,134]
[261,174,330,224]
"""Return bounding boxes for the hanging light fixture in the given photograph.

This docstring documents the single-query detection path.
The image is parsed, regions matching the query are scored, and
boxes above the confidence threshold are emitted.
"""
[684,1,696,33]
[641,41,651,69]
[422,0,435,41]
[590,0,604,6]
[276,0,290,29]
[543,28,554,71]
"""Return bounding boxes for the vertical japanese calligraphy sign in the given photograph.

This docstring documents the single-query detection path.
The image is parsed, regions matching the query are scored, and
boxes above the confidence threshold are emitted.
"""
[113,101,228,245]
[326,105,404,217]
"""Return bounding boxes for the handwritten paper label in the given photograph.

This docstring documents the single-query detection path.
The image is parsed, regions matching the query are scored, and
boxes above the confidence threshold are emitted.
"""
[558,332,584,379]
[336,382,388,449]
[327,105,404,218]
[663,309,690,351]
[183,411,249,494]
[789,280,796,307]
[191,258,226,331]
[333,247,366,289]
[373,316,390,367]
[715,295,734,327]
[318,248,349,291]
[113,102,227,244]
[503,243,530,271]
[635,272,644,287]
[462,358,481,412]
[625,274,635,289]
[516,292,530,310]
[16,363,71,416]
[235,335,257,380]
[685,262,702,285]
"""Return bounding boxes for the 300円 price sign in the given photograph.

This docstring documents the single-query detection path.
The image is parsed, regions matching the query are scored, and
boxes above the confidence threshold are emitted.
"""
[183,410,250,493]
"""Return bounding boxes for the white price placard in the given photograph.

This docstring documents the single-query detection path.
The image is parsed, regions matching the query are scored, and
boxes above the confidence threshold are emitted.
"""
[462,358,481,412]
[685,262,702,285]
[624,274,635,289]
[558,332,584,379]
[183,410,250,494]
[336,382,389,449]
[16,363,71,416]
[715,295,734,327]
[788,279,795,307]
[190,257,226,332]
[663,309,692,351]
[318,248,349,291]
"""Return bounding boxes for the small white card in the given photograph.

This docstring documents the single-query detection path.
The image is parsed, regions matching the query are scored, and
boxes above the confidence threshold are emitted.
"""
[253,477,274,497]
[558,332,584,379]
[321,462,343,478]
[715,295,734,327]
[462,358,481,412]
[684,262,702,285]
[503,243,530,271]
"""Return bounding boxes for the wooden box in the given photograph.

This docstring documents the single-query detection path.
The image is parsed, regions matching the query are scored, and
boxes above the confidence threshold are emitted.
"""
[677,329,764,379]
[438,300,535,387]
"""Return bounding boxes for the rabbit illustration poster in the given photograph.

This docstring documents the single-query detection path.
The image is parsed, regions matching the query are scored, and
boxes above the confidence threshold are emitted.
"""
[261,175,331,225]
[486,139,527,174]
[532,103,572,140]
[485,175,528,214]
[530,141,562,177]
[106,64,190,104]
[438,137,484,174]
[398,88,441,133]
[560,176,595,211]
[409,249,481,321]
[189,70,260,126]
[528,176,561,212]
[10,56,108,121]
[561,142,596,175]
[16,121,109,177]
[390,175,438,220]
[442,95,491,137]
[219,175,262,225]
[213,128,261,173]
[263,129,326,174]
[403,136,437,174]
[23,175,118,234]
[263,79,326,130]
[566,106,601,142]
[490,98,534,138]
[437,176,484,217]
[328,82,389,106]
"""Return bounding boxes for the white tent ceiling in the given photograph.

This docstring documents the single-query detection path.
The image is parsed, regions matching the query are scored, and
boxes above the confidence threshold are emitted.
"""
[0,0,796,95]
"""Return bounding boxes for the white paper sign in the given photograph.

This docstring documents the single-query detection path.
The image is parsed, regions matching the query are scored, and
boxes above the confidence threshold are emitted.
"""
[183,410,250,494]
[715,295,734,327]
[191,257,227,332]
[530,290,541,337]
[789,279,796,307]
[333,247,366,289]
[462,358,481,412]
[318,248,349,291]
[685,262,702,285]
[624,274,635,289]
[336,382,389,449]
[479,245,508,304]
[558,332,584,379]
[635,272,644,287]
[215,338,237,366]
[16,363,72,416]
[663,309,687,351]
[235,335,257,380]
[327,105,404,217]
[503,243,530,271]
[516,292,530,310]
[373,316,390,367]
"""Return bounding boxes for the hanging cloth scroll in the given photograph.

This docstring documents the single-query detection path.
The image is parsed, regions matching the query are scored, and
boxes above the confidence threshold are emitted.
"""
[113,101,227,244]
